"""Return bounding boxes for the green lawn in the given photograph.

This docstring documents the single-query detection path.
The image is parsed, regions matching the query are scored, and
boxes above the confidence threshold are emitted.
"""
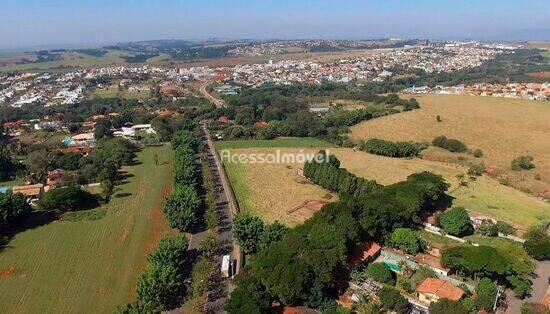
[0,146,174,313]
[214,137,334,150]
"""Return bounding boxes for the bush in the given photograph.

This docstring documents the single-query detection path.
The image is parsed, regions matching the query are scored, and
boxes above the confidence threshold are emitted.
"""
[233,213,265,253]
[473,149,484,158]
[438,207,473,237]
[475,278,498,311]
[477,221,498,237]
[429,299,468,314]
[432,136,467,153]
[511,156,535,171]
[496,221,516,235]
[367,263,395,284]
[40,187,98,212]
[467,163,485,178]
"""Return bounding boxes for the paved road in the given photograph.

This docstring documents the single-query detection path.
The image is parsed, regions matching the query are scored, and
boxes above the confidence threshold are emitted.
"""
[505,260,550,313]
[199,82,225,107]
[201,122,240,313]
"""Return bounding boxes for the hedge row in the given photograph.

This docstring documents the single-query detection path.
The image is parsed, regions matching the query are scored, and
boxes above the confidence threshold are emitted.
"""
[359,138,426,157]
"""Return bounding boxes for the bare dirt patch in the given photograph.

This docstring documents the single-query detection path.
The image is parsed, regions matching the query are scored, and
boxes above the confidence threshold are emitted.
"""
[0,267,21,279]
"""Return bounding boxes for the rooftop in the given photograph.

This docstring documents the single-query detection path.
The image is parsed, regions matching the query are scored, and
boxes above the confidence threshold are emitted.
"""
[416,277,464,301]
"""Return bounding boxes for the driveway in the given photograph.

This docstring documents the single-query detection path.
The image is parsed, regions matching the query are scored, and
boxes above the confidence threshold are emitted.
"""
[505,260,550,313]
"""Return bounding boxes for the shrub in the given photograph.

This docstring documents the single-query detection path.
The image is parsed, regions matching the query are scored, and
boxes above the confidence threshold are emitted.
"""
[432,136,467,153]
[367,263,395,284]
[475,278,498,311]
[429,299,468,314]
[511,156,535,171]
[233,213,265,253]
[477,221,498,237]
[467,163,485,178]
[473,149,484,158]
[438,207,473,237]
[496,221,516,235]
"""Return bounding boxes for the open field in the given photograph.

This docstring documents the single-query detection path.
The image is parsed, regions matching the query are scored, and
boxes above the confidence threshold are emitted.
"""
[0,51,131,72]
[0,47,393,73]
[0,146,174,313]
[349,94,550,199]
[221,147,336,226]
[90,86,150,100]
[221,145,549,229]
[214,137,334,150]
[332,147,550,229]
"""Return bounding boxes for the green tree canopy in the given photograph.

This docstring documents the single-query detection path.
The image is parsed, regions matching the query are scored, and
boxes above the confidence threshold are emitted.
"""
[438,207,473,236]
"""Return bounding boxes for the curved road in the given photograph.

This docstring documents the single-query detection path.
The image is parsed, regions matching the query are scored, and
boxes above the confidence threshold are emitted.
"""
[199,82,225,107]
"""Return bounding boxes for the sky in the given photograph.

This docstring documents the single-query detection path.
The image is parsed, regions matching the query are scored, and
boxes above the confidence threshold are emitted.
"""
[0,0,549,49]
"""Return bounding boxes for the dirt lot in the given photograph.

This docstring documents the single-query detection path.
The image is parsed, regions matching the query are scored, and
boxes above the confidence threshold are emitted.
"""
[349,94,550,199]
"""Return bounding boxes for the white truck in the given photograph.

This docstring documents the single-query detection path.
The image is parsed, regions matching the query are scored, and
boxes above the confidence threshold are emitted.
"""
[221,255,231,278]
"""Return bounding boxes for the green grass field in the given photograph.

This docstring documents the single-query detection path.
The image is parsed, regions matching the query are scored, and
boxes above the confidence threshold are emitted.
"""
[214,137,333,150]
[0,146,174,313]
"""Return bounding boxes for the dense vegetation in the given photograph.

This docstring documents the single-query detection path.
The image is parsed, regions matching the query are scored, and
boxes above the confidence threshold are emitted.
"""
[523,221,550,260]
[359,138,426,157]
[0,191,32,233]
[432,135,468,153]
[226,152,450,311]
[442,245,532,297]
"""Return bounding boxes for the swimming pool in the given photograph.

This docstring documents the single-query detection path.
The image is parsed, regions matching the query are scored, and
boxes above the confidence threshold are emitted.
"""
[382,261,403,272]
[62,137,74,146]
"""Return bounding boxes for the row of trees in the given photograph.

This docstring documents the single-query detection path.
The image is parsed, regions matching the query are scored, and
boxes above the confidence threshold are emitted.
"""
[226,152,450,312]
[359,138,426,158]
[303,150,379,197]
[163,128,202,232]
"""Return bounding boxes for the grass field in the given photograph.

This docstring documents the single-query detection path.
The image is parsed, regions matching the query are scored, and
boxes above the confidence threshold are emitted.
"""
[214,137,334,150]
[0,51,129,72]
[331,148,550,229]
[221,147,335,226]
[0,146,174,313]
[349,94,550,198]
[221,144,549,229]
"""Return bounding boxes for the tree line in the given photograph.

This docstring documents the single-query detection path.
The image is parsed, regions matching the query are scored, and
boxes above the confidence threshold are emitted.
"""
[358,138,427,158]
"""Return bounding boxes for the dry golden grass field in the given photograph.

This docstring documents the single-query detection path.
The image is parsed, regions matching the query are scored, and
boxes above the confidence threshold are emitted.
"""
[222,146,550,229]
[222,148,337,226]
[349,94,550,199]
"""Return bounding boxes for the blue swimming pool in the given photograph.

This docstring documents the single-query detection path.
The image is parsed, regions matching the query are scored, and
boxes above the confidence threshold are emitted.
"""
[62,137,74,146]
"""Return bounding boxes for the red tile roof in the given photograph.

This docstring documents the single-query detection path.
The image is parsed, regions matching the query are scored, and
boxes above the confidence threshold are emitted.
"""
[346,242,382,268]
[416,278,464,301]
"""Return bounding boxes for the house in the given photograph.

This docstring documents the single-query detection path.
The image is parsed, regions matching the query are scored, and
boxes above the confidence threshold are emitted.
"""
[46,169,65,188]
[253,121,268,129]
[12,184,45,204]
[416,278,464,304]
[413,253,451,276]
[71,133,95,146]
[213,85,241,95]
[346,242,382,268]
[115,124,156,140]
[58,146,93,156]
[159,85,184,97]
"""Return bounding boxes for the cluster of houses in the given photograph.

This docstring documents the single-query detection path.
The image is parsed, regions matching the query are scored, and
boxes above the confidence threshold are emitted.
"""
[404,82,550,101]
[338,240,479,313]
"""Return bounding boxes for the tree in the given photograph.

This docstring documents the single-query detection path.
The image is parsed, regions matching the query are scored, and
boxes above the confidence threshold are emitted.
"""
[475,278,498,311]
[136,264,183,311]
[40,187,98,212]
[258,221,288,250]
[225,273,271,314]
[233,213,265,253]
[162,185,200,232]
[429,299,468,314]
[511,156,535,171]
[377,287,408,313]
[438,207,473,236]
[390,228,422,254]
[199,230,219,257]
[523,222,550,261]
[0,192,32,231]
[148,234,188,270]
[367,263,395,285]
[93,119,113,141]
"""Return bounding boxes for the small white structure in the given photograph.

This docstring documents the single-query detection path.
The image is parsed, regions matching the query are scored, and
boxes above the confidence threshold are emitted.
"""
[221,255,231,278]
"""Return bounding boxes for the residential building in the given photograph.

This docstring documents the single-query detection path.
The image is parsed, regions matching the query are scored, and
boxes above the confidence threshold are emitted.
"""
[416,278,465,304]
